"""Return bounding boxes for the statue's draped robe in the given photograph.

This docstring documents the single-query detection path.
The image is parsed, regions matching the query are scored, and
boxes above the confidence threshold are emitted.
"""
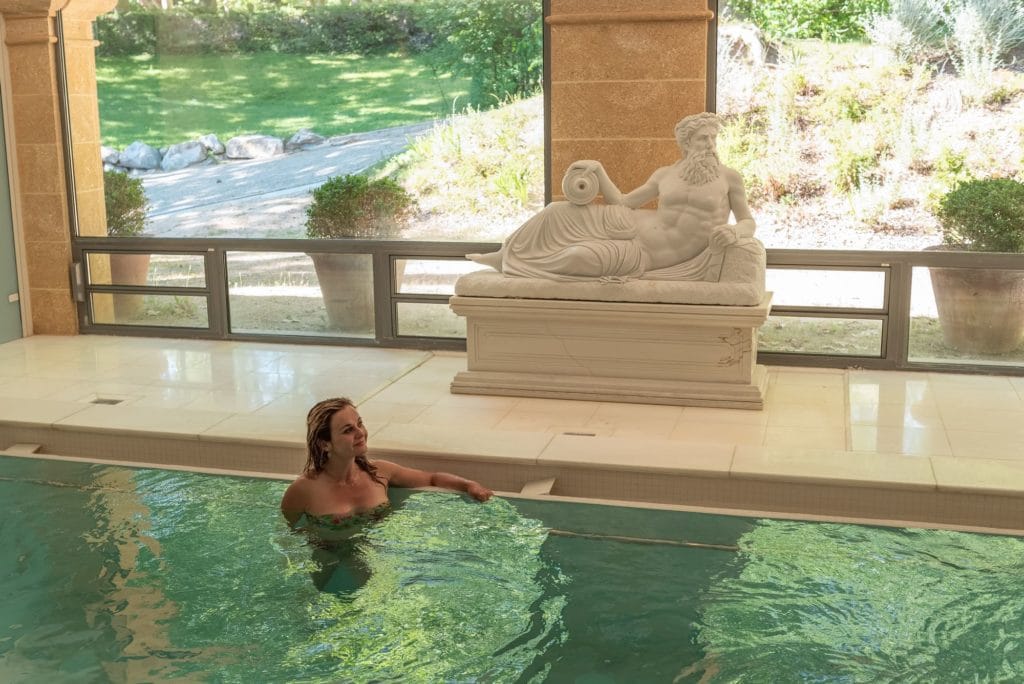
[498,201,754,283]
[500,202,646,281]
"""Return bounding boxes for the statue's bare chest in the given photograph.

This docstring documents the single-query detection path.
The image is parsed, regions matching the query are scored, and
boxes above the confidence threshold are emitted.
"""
[658,175,729,213]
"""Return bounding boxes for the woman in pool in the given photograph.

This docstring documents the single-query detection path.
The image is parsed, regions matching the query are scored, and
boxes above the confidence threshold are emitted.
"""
[281,397,493,529]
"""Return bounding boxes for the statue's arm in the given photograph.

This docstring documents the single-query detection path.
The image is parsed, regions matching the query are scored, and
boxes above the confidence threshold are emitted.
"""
[620,176,661,209]
[724,167,756,238]
[572,160,659,208]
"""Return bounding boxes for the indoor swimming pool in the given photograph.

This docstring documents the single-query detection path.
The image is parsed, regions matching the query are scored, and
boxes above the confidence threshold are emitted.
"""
[1,453,1022,682]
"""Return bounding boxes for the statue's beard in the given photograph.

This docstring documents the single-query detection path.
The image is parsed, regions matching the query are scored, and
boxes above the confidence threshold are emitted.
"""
[679,150,720,185]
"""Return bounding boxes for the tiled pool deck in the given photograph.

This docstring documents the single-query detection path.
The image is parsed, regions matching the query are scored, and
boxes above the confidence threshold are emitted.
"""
[1,335,1021,533]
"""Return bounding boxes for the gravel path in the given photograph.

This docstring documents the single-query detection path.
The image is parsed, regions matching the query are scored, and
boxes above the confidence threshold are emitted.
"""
[141,121,435,238]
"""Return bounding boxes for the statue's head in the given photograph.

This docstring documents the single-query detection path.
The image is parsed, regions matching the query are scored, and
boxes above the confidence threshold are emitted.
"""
[674,112,722,152]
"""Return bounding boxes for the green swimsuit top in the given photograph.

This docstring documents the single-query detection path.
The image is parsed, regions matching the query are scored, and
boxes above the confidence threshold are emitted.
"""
[297,502,392,533]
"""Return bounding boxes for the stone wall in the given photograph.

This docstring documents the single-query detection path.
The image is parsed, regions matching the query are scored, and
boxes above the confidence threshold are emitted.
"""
[547,0,711,199]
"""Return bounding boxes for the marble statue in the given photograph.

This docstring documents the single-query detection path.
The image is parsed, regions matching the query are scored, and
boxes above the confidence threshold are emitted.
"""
[468,112,759,283]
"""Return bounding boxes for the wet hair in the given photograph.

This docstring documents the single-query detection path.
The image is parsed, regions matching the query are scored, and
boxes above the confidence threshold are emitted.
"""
[304,397,383,484]
[674,112,722,149]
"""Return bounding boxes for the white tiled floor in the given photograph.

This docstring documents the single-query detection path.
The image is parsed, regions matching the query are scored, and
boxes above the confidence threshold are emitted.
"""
[1,334,1023,497]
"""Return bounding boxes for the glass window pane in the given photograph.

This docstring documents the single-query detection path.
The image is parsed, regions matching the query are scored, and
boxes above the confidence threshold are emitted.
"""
[77,4,543,243]
[766,269,885,309]
[396,302,466,339]
[90,293,207,328]
[909,266,1024,366]
[396,259,491,295]
[717,2,1022,253]
[759,316,882,356]
[226,251,374,337]
[88,253,151,287]
[87,253,205,287]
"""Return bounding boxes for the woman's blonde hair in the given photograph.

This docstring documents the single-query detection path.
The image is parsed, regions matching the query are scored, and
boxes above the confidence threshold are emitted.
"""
[304,397,382,483]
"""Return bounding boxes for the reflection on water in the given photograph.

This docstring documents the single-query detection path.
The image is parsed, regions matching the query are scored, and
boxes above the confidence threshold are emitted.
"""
[289,494,565,682]
[0,458,568,682]
[685,519,1024,682]
[3,456,1024,683]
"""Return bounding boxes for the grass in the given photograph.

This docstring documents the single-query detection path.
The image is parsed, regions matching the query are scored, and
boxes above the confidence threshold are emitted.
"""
[759,317,883,356]
[756,315,1024,363]
[96,51,471,149]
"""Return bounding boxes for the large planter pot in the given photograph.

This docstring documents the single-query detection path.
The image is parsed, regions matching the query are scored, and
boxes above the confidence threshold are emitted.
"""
[929,265,1024,354]
[309,253,376,335]
[108,253,152,320]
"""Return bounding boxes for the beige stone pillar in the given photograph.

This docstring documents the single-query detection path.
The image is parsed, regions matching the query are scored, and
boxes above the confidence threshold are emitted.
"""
[62,0,112,238]
[547,0,712,198]
[0,0,113,335]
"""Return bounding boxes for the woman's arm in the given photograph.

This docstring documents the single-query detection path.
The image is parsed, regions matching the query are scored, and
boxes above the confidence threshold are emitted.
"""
[376,460,494,501]
[280,479,309,527]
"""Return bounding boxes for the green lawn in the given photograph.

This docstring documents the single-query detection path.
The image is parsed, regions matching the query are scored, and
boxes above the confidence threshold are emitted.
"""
[96,51,471,149]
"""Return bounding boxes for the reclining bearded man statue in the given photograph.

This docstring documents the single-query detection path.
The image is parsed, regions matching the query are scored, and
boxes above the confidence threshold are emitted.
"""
[468,112,759,283]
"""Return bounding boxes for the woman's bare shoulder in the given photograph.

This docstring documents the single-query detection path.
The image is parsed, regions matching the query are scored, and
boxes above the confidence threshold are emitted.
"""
[368,459,399,477]
[282,473,316,502]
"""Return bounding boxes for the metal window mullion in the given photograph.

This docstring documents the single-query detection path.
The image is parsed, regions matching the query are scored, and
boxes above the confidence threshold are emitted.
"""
[207,247,229,337]
[87,285,206,297]
[707,0,718,112]
[759,353,897,371]
[883,261,911,367]
[373,250,395,343]
[392,293,452,304]
[769,305,887,316]
[54,12,79,239]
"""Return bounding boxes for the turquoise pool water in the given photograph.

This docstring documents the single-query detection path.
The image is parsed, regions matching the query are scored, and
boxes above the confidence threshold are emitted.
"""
[1,454,1023,682]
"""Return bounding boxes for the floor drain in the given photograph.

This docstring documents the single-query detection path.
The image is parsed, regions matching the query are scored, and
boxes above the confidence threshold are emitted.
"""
[90,397,124,405]
[562,431,596,436]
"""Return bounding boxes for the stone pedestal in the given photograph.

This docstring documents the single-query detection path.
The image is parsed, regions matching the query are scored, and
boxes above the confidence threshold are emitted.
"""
[450,293,771,409]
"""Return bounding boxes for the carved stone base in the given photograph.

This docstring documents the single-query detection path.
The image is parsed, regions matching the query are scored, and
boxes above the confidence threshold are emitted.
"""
[450,293,772,409]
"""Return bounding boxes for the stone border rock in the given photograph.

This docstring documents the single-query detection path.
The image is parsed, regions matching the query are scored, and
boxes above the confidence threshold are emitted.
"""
[102,128,332,176]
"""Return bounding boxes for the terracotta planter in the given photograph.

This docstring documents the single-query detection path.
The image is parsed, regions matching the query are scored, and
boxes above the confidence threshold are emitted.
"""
[108,253,152,320]
[309,253,376,334]
[929,266,1024,354]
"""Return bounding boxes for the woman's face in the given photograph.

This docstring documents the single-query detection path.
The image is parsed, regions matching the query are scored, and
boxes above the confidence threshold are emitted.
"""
[324,405,368,462]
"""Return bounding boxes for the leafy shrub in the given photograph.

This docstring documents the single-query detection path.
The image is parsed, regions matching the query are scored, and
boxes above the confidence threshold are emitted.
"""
[936,177,1024,252]
[723,0,889,42]
[95,10,158,56]
[953,0,1024,58]
[863,0,948,62]
[832,88,870,121]
[923,147,975,209]
[103,170,149,236]
[864,0,1024,77]
[983,84,1021,107]
[96,3,424,57]
[831,148,880,193]
[417,0,542,106]
[305,174,414,239]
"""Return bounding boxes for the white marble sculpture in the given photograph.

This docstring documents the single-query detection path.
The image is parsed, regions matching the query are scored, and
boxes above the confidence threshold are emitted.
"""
[469,112,762,287]
[451,112,771,409]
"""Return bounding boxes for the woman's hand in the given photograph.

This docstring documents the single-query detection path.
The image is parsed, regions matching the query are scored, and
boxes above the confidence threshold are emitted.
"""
[466,481,494,502]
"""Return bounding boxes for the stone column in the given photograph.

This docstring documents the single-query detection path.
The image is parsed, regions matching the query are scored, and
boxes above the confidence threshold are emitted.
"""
[62,0,113,238]
[547,0,712,197]
[0,0,114,335]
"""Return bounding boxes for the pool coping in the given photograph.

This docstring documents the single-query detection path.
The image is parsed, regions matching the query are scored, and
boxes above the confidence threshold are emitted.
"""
[2,417,1022,536]
[3,448,1022,538]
